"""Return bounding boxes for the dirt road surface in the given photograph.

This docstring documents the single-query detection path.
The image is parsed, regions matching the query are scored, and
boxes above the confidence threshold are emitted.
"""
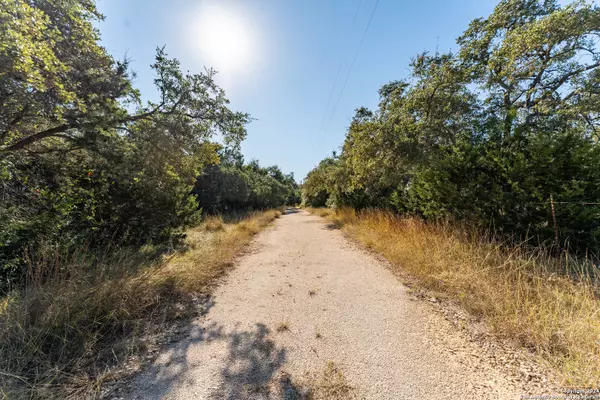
[126,210,525,399]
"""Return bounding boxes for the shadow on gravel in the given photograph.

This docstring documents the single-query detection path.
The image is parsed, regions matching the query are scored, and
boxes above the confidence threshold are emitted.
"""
[127,321,303,399]
[124,322,221,399]
[209,323,305,399]
[323,223,341,231]
[299,219,341,230]
[283,208,301,215]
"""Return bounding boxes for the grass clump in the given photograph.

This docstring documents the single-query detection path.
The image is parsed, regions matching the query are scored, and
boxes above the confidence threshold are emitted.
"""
[305,361,355,400]
[312,207,600,386]
[273,362,355,400]
[307,208,335,219]
[276,321,290,333]
[0,210,280,399]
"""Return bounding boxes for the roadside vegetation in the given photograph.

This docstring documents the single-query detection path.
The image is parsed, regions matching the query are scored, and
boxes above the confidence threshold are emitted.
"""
[304,0,600,254]
[0,210,281,398]
[0,0,295,397]
[271,362,356,400]
[304,0,600,387]
[309,207,599,386]
[303,361,356,400]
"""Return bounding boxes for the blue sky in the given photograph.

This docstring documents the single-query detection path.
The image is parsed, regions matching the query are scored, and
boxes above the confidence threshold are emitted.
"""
[97,0,500,181]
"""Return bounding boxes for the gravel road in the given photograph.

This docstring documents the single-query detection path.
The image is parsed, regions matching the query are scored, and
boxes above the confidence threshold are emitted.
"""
[127,209,524,399]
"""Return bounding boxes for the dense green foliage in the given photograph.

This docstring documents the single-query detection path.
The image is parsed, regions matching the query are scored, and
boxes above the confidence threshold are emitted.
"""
[194,150,300,213]
[0,0,294,290]
[304,0,600,253]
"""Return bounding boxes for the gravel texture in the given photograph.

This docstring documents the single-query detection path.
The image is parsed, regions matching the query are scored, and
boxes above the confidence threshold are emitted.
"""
[125,210,529,399]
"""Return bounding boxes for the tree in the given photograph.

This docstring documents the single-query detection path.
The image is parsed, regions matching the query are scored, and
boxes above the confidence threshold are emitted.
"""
[305,0,600,252]
[457,0,600,139]
[194,152,298,213]
[0,1,249,155]
[0,0,133,153]
[0,0,254,288]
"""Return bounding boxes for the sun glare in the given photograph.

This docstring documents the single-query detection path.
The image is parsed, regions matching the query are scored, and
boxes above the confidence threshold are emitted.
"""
[188,3,258,80]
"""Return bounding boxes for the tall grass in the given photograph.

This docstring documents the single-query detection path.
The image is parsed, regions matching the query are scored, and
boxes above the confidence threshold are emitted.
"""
[0,210,281,399]
[310,207,600,386]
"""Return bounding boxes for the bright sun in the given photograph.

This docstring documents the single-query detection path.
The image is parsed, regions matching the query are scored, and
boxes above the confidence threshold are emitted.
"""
[189,3,258,79]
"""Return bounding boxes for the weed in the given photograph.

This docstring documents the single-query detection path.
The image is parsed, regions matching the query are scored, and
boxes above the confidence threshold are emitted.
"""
[276,321,290,333]
[203,215,226,232]
[0,210,281,398]
[312,207,600,386]
[305,361,355,400]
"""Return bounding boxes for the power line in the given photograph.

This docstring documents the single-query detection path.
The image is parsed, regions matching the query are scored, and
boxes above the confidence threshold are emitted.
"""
[351,0,363,26]
[318,61,344,132]
[317,0,363,132]
[323,0,380,133]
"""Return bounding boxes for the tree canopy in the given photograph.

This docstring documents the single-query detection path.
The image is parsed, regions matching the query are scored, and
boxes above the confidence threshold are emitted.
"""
[303,0,600,253]
[0,0,295,290]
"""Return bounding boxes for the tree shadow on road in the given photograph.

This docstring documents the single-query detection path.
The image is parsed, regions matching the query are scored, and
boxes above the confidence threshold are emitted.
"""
[126,318,306,399]
[209,323,306,399]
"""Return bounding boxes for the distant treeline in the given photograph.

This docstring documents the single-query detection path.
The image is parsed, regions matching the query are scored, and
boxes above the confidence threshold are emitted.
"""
[0,0,297,290]
[195,149,299,214]
[303,0,600,253]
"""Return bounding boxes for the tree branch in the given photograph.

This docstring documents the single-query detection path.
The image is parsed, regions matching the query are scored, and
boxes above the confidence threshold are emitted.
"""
[0,102,166,153]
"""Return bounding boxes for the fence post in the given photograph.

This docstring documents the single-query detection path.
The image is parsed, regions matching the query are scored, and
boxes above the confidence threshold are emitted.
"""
[550,194,559,248]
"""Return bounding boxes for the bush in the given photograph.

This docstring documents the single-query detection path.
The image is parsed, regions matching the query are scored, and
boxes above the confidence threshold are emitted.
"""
[303,0,600,254]
[194,156,298,213]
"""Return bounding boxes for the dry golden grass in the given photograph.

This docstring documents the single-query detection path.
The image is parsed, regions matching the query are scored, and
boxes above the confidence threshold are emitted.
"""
[0,210,281,399]
[309,208,335,218]
[271,361,355,400]
[276,321,290,333]
[310,207,600,386]
[305,361,356,400]
[162,210,281,293]
[272,361,362,400]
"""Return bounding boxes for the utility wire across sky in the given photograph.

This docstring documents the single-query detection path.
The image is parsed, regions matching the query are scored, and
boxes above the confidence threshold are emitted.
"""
[317,0,363,133]
[321,0,381,135]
